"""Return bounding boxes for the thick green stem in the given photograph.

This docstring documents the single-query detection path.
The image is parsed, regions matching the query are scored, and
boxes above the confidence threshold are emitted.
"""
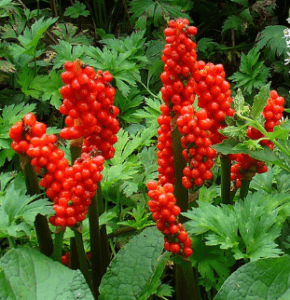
[70,237,80,270]
[171,122,188,221]
[19,154,53,257]
[88,183,110,298]
[240,179,251,200]
[221,155,231,204]
[175,260,199,300]
[73,228,91,289]
[51,228,65,262]
[171,120,200,300]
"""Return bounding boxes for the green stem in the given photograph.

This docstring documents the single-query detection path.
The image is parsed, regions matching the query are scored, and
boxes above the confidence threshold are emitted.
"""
[171,121,188,221]
[19,154,53,257]
[8,236,16,248]
[138,79,159,99]
[175,260,199,300]
[70,237,80,270]
[88,192,103,298]
[240,179,251,200]
[73,227,91,289]
[221,155,231,204]
[51,228,65,262]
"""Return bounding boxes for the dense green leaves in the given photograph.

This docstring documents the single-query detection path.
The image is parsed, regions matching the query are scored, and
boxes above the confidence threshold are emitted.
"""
[251,82,270,119]
[64,1,90,18]
[0,246,94,300]
[99,227,170,300]
[184,191,290,261]
[214,256,290,300]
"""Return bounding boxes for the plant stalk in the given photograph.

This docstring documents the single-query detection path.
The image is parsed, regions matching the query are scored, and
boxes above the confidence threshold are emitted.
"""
[51,228,65,262]
[221,155,232,204]
[240,179,251,200]
[73,227,91,289]
[70,237,80,270]
[171,118,200,300]
[88,183,110,297]
[19,154,53,257]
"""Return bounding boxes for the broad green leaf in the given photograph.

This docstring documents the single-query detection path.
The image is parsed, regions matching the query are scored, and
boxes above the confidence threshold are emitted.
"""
[0,246,94,300]
[252,83,270,120]
[231,0,248,7]
[214,256,290,300]
[99,227,170,300]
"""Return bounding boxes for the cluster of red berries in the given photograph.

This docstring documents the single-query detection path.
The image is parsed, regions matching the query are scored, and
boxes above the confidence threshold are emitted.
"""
[194,61,235,145]
[147,181,193,257]
[10,61,120,227]
[59,60,119,160]
[157,105,175,185]
[230,154,268,188]
[177,106,216,188]
[9,112,105,227]
[231,90,285,187]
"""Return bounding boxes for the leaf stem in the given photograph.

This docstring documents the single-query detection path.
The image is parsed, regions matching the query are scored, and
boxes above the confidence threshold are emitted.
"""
[221,155,232,204]
[137,79,159,100]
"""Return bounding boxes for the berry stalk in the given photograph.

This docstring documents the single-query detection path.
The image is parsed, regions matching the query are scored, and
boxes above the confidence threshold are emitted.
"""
[220,155,231,204]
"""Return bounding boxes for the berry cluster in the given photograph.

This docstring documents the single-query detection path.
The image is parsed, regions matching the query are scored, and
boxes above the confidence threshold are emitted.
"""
[231,90,285,187]
[161,19,197,115]
[10,60,120,227]
[230,154,268,188]
[157,105,175,185]
[177,106,215,188]
[194,61,235,145]
[9,112,105,227]
[59,60,119,160]
[147,181,193,257]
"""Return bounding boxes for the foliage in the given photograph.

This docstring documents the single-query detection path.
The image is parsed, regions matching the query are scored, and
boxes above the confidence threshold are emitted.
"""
[0,246,94,299]
[214,256,290,300]
[99,227,171,300]
[184,191,290,261]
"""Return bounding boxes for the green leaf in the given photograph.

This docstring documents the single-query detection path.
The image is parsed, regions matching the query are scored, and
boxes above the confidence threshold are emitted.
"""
[267,125,289,140]
[222,15,242,33]
[184,191,290,261]
[0,246,94,299]
[0,175,53,238]
[99,227,170,300]
[18,17,57,56]
[250,167,275,193]
[256,25,288,58]
[252,83,270,119]
[213,138,278,162]
[63,1,90,18]
[233,89,245,113]
[189,236,235,291]
[214,256,290,300]
[219,126,247,140]
[229,49,270,95]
